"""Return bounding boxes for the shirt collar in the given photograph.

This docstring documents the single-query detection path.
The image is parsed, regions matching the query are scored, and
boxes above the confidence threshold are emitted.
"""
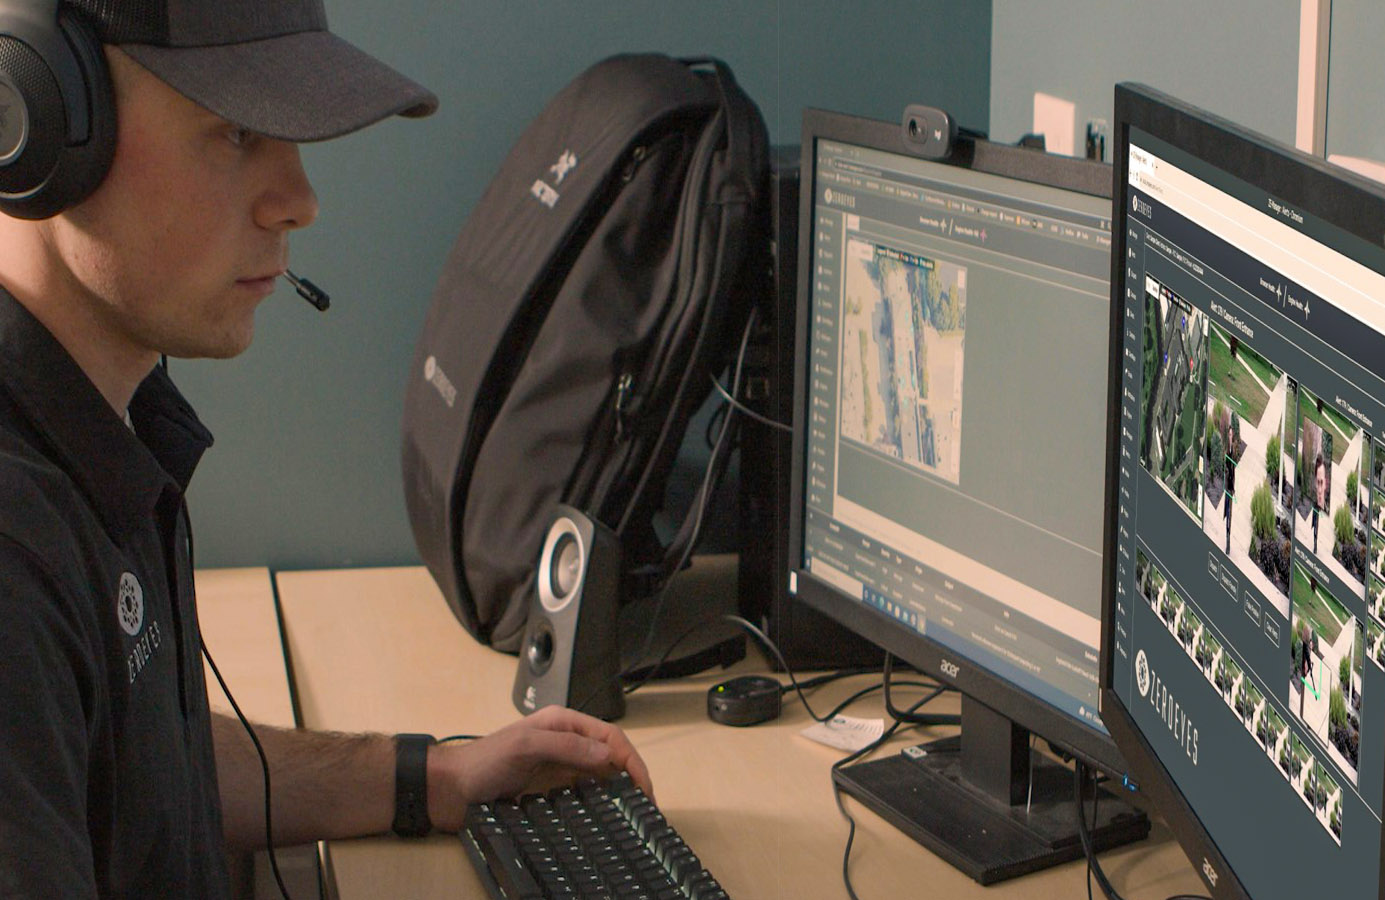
[0,287,214,540]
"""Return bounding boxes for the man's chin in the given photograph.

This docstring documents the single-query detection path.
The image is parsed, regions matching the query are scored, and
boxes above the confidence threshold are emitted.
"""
[168,328,255,362]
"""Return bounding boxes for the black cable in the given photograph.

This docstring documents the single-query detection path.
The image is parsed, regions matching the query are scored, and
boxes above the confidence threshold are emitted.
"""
[182,502,294,900]
[788,667,886,693]
[621,612,837,723]
[1075,760,1211,900]
[437,734,481,744]
[703,401,729,450]
[882,653,959,727]
[708,374,792,433]
[831,688,945,900]
[819,680,941,728]
[201,641,295,900]
[617,608,946,727]
[616,308,758,693]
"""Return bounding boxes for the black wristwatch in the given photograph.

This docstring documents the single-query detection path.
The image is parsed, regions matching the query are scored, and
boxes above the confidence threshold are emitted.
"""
[392,733,436,837]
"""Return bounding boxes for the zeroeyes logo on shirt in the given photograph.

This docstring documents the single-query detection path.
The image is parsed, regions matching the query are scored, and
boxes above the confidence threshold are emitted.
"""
[117,572,163,685]
[117,572,144,636]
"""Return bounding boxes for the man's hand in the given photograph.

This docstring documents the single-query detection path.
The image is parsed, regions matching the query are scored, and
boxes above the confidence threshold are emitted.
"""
[426,706,653,832]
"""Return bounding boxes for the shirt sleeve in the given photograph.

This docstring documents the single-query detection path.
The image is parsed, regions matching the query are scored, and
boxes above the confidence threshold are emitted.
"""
[0,535,99,898]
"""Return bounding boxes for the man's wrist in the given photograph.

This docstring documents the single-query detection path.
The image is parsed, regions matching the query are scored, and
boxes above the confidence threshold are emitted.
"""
[391,733,435,837]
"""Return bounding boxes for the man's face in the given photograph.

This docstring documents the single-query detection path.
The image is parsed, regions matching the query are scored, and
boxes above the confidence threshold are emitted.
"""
[39,49,318,362]
[1316,462,1328,508]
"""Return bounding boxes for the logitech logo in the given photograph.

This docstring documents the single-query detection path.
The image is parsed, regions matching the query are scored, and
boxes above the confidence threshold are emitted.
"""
[1136,648,1199,765]
[939,659,960,679]
[422,355,457,408]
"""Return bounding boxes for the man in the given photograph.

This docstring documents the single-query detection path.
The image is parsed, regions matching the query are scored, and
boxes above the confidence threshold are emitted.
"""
[1224,444,1236,554]
[0,2,650,897]
[1313,453,1328,552]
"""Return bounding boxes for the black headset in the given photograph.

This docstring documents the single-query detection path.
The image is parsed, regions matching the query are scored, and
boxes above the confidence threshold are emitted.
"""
[0,0,114,219]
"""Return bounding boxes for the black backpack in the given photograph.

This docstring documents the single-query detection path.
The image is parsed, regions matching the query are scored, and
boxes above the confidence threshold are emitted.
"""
[401,54,769,652]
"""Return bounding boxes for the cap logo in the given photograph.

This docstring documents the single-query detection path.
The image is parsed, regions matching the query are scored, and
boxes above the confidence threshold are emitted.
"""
[0,75,28,166]
[117,572,145,636]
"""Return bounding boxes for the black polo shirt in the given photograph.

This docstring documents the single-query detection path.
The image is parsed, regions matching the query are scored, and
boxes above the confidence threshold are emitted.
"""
[0,288,230,898]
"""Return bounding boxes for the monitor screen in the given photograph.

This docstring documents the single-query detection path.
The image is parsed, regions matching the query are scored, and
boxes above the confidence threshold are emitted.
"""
[1103,83,1385,899]
[787,109,1144,883]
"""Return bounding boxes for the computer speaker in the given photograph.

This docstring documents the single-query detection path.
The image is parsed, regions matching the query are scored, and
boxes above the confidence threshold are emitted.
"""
[512,505,626,721]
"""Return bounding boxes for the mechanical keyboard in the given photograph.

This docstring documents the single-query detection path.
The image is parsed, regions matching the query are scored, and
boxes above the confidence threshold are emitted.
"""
[462,772,731,899]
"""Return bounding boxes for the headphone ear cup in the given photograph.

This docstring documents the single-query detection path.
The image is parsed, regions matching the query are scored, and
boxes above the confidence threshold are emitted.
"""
[0,7,114,219]
[0,34,68,203]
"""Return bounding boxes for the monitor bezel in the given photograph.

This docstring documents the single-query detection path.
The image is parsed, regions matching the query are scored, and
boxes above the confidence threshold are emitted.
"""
[787,107,1124,776]
[1099,82,1385,900]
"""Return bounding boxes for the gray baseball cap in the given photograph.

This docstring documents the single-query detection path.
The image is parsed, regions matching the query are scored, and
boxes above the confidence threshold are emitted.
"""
[72,0,438,141]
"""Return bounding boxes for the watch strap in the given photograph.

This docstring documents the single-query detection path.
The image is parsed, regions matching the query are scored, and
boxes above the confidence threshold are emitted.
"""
[392,732,435,837]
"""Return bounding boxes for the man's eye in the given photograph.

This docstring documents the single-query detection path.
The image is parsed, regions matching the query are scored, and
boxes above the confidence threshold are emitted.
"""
[226,127,253,147]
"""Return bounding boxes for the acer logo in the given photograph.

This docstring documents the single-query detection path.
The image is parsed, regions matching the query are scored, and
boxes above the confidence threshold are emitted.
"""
[1202,859,1218,887]
[940,660,960,679]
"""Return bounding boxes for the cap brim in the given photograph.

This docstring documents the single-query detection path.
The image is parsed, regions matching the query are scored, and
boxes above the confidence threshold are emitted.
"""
[121,31,438,142]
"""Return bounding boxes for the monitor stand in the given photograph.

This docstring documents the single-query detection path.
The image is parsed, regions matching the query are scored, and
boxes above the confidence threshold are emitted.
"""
[832,695,1150,884]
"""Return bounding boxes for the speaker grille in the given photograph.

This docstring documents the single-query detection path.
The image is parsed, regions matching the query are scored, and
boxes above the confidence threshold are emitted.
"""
[0,39,65,197]
[551,534,581,600]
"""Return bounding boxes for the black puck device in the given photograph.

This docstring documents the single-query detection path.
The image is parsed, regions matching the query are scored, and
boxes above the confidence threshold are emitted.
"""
[706,675,782,726]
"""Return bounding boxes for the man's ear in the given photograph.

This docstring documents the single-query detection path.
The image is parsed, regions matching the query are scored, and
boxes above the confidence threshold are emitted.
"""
[0,3,116,219]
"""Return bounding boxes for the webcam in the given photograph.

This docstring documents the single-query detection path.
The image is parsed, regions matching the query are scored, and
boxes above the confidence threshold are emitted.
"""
[901,104,958,160]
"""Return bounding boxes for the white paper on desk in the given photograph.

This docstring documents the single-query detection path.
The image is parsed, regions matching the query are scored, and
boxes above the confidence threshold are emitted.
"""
[800,715,885,752]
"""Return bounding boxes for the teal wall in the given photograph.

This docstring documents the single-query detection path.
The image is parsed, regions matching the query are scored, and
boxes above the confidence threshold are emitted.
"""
[1326,0,1385,162]
[989,0,1299,150]
[174,1,992,569]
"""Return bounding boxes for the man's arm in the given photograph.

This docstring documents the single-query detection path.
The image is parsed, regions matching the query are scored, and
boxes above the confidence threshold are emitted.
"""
[213,705,653,850]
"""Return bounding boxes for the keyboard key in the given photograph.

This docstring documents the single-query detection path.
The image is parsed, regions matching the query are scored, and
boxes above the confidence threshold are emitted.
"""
[471,824,543,900]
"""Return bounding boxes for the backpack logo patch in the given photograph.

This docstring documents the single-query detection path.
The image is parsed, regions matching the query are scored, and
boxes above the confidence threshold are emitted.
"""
[423,355,457,408]
[549,149,578,184]
[116,572,144,637]
[529,149,578,210]
[530,179,559,209]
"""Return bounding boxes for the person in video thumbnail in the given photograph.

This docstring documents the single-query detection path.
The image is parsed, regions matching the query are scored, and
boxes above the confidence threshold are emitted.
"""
[1298,634,1314,718]
[1314,454,1328,552]
[1226,451,1236,553]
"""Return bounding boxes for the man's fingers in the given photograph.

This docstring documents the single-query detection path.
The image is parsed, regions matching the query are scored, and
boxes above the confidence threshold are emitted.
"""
[526,707,655,798]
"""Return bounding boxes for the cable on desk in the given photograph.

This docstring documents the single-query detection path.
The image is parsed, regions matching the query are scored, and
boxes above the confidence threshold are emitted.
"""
[1075,760,1211,900]
[790,667,887,692]
[830,687,946,900]
[437,734,481,744]
[618,612,841,723]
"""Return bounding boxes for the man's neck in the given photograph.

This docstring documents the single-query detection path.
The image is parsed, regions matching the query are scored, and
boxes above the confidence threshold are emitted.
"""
[0,226,157,415]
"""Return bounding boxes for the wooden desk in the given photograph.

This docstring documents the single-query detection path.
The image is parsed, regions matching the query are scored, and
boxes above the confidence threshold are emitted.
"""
[197,567,295,728]
[275,566,1208,899]
[194,568,320,900]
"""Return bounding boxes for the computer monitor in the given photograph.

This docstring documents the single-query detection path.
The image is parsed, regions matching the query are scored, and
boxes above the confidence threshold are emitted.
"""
[786,108,1148,884]
[1102,83,1385,900]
